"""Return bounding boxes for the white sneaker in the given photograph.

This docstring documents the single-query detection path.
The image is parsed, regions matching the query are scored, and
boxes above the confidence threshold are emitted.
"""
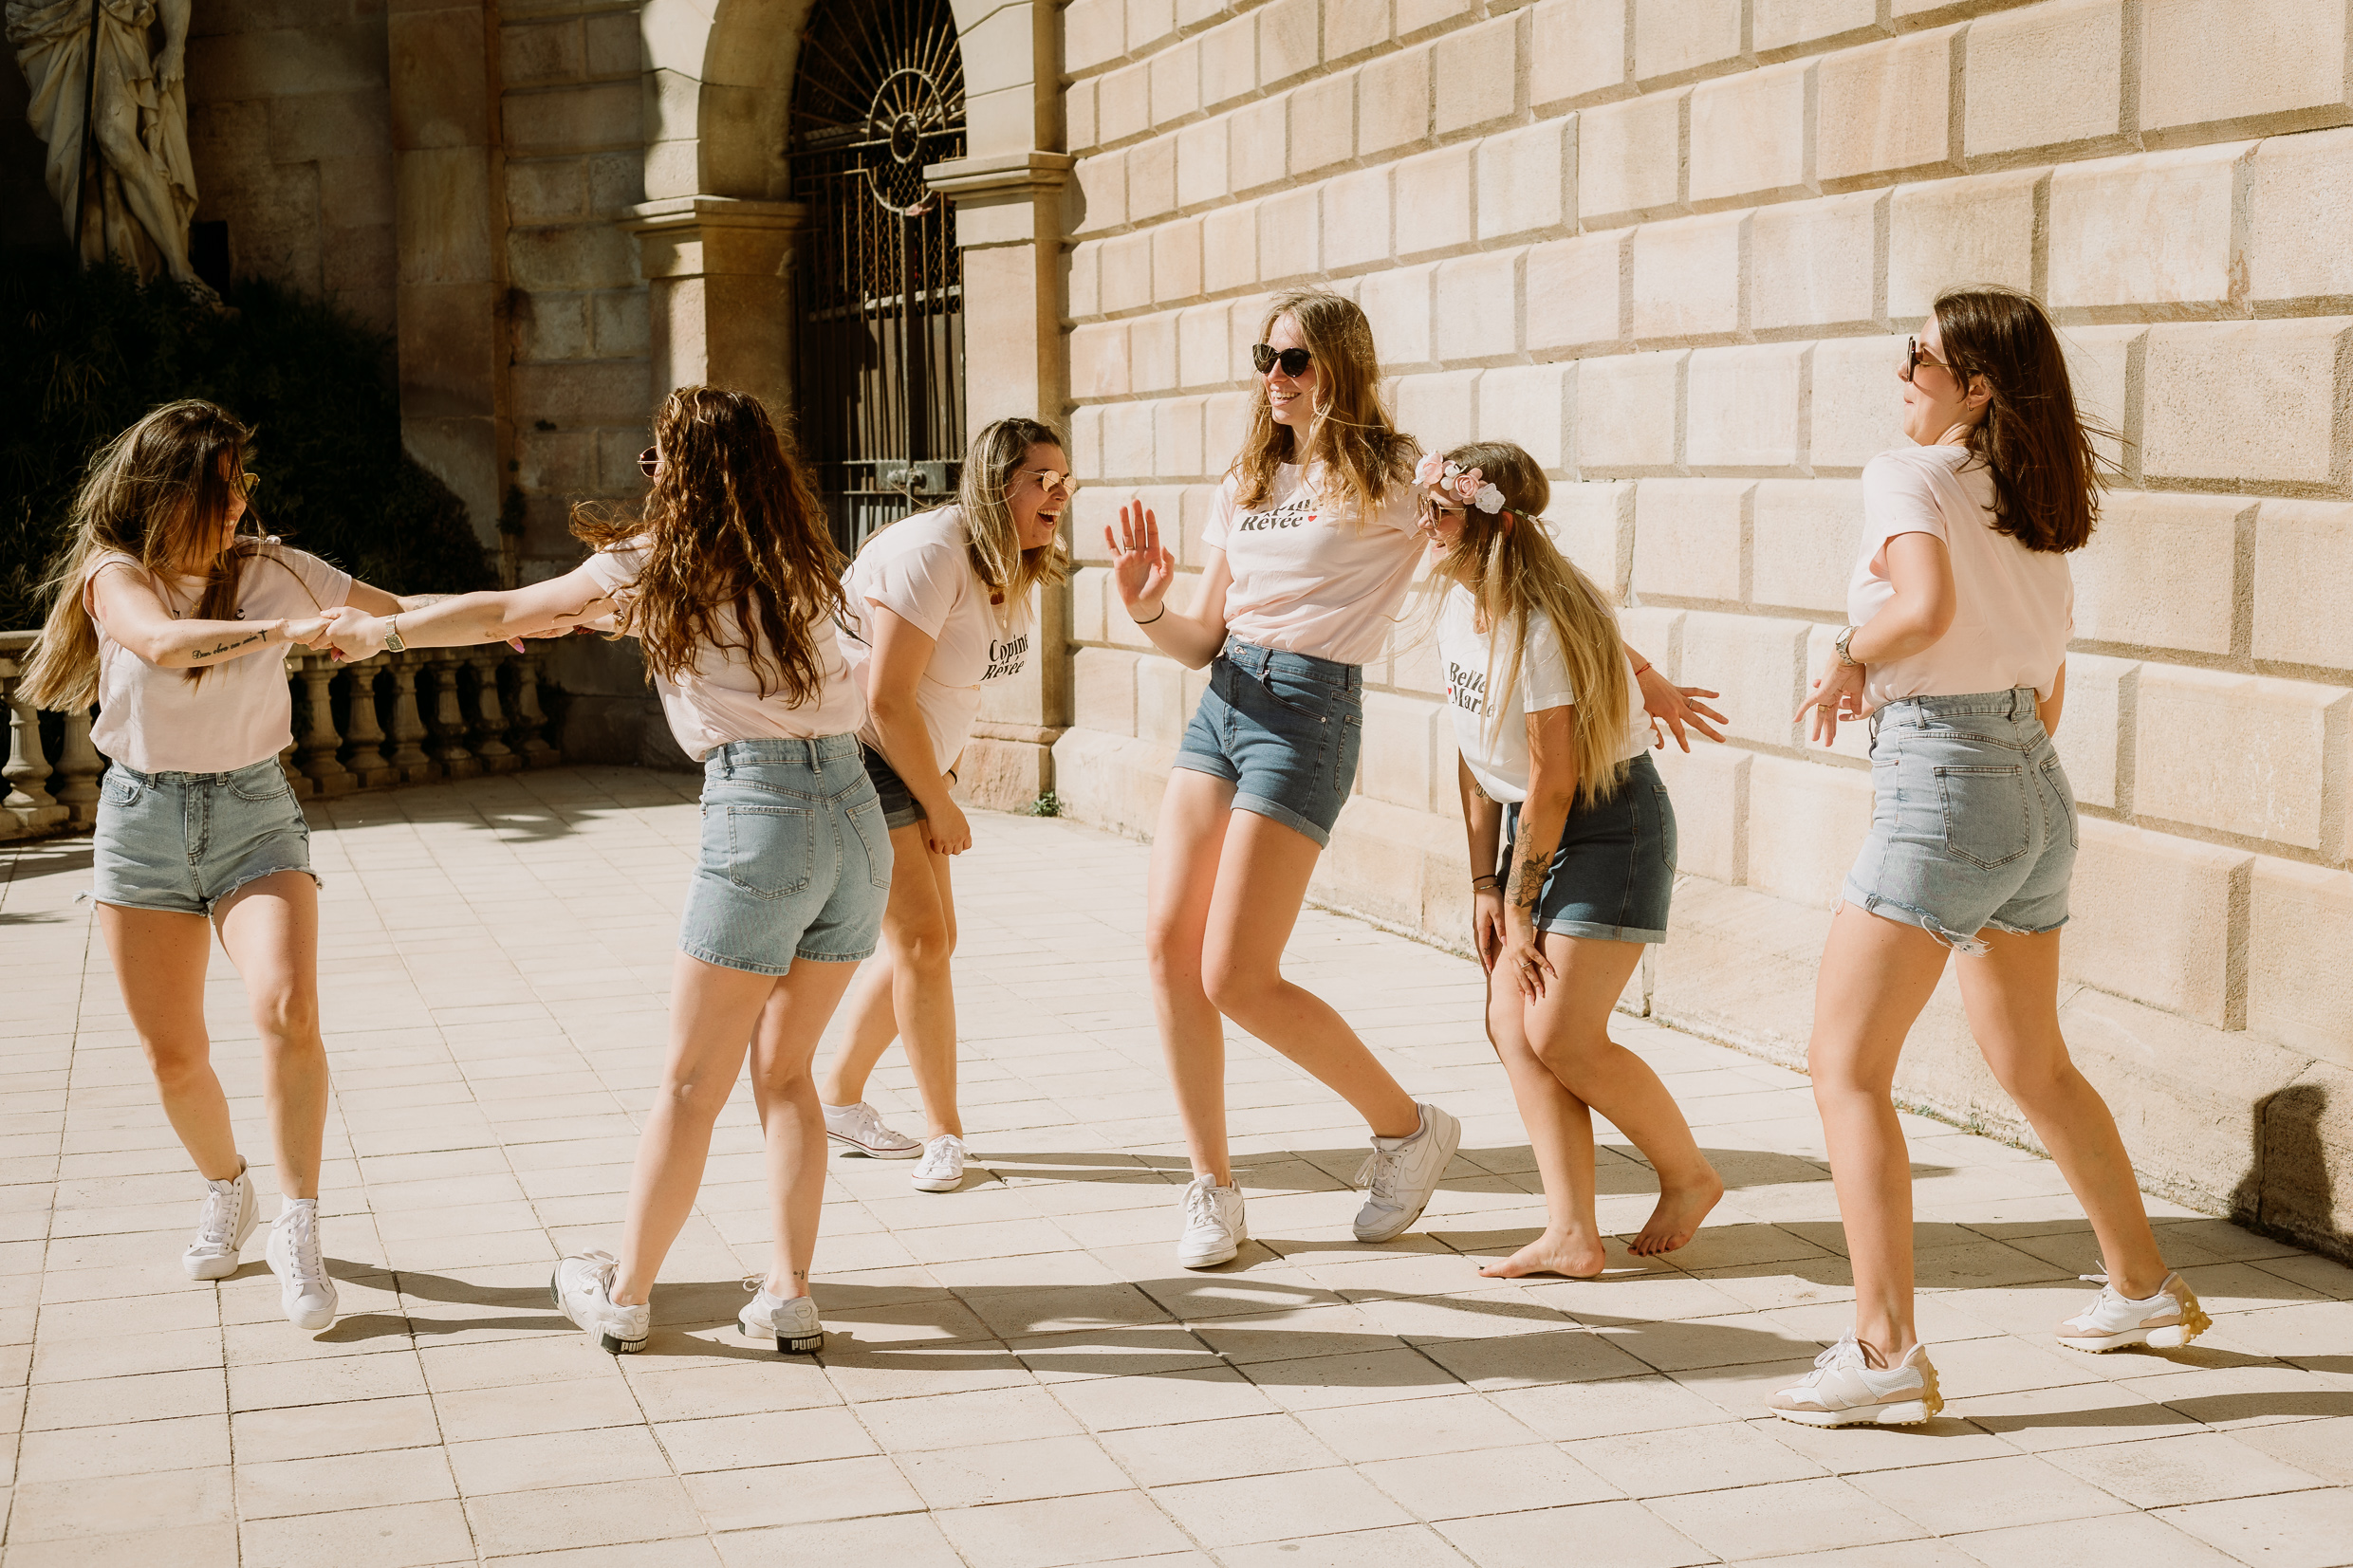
[824,1100,922,1159]
[550,1250,650,1355]
[910,1134,966,1192]
[1769,1333,1943,1427]
[739,1280,825,1354]
[264,1199,338,1331]
[1176,1173,1246,1269]
[1353,1102,1461,1243]
[2056,1269,2211,1353]
[184,1163,256,1280]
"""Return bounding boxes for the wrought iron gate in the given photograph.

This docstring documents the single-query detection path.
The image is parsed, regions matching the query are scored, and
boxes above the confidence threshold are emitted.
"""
[790,0,967,554]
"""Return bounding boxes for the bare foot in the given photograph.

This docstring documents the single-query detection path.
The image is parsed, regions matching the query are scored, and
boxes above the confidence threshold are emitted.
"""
[1627,1173,1725,1257]
[1478,1230,1607,1280]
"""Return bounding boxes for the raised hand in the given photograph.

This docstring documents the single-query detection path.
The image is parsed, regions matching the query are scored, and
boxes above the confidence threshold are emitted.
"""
[1635,664,1728,751]
[1795,659,1868,748]
[1106,500,1176,617]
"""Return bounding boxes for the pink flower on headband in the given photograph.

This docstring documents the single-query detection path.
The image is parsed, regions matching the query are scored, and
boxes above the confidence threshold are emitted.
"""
[1413,452,1448,487]
[1419,456,1510,516]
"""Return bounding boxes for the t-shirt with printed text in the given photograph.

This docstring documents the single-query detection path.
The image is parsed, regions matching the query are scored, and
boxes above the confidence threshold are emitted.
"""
[1202,462,1423,668]
[1435,583,1650,805]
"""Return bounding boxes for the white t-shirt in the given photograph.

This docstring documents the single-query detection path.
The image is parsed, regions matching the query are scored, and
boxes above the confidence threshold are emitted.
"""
[86,544,354,775]
[580,542,865,760]
[1436,584,1651,805]
[839,506,1033,770]
[1203,462,1423,667]
[1849,444,2074,711]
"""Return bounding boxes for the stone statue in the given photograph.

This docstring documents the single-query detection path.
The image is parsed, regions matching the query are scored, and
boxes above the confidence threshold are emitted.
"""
[5,0,209,292]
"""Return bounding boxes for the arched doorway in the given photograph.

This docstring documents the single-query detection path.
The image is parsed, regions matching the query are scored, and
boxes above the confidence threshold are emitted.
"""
[789,0,966,551]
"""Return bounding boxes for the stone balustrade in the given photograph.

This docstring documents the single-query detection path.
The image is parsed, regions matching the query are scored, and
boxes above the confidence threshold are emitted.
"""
[0,632,560,842]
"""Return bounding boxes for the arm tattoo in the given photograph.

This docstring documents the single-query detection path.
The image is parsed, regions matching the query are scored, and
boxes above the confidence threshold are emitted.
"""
[188,630,267,662]
[399,593,451,609]
[1505,835,1547,912]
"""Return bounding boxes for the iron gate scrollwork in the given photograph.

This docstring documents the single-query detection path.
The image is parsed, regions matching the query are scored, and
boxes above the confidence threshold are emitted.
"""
[790,0,967,554]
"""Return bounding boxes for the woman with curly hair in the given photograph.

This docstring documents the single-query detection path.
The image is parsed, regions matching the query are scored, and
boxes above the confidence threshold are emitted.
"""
[326,386,886,1356]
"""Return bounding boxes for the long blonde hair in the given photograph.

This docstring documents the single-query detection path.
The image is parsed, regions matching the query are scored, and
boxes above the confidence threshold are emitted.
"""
[1425,442,1633,808]
[953,416,1072,604]
[1232,289,1417,524]
[23,399,271,709]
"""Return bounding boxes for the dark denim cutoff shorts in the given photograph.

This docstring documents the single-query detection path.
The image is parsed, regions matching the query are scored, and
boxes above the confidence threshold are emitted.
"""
[1501,750,1677,945]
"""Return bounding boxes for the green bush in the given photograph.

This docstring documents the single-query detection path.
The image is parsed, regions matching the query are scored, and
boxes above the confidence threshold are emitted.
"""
[0,258,492,629]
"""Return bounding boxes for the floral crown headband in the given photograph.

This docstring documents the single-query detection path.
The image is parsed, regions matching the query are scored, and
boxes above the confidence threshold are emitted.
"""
[1413,453,1521,520]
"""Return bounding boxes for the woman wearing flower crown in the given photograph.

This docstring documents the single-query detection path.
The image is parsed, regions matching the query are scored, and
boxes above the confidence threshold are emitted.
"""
[1420,442,1722,1279]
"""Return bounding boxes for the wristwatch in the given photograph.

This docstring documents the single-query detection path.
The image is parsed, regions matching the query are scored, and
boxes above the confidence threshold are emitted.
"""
[1833,624,1860,667]
[383,615,407,654]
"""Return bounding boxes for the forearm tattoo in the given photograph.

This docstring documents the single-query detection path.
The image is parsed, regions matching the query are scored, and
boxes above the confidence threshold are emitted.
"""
[188,630,268,662]
[1505,833,1547,912]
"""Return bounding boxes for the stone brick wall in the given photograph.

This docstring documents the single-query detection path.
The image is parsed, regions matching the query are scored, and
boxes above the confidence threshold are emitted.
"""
[1047,0,2353,1251]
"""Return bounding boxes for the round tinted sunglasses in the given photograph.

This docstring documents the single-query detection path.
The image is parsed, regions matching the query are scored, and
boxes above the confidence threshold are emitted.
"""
[1021,468,1078,498]
[638,447,660,478]
[1251,343,1313,377]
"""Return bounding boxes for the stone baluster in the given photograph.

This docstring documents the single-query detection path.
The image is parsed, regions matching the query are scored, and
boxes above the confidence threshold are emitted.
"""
[52,707,104,827]
[4,669,67,831]
[466,649,518,772]
[295,655,354,796]
[342,657,395,787]
[511,651,558,766]
[279,650,307,792]
[385,651,433,782]
[425,649,479,780]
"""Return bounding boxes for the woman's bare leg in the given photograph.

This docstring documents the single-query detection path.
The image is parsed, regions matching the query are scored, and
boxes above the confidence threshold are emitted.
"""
[819,826,962,1137]
[1146,771,1240,1181]
[1479,961,1606,1280]
[748,960,863,1299]
[213,873,327,1199]
[98,903,239,1180]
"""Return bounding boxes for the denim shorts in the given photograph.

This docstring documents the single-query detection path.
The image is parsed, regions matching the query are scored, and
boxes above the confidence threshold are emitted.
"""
[1501,751,1677,944]
[861,745,924,832]
[681,735,893,975]
[1173,637,1363,847]
[1843,686,2075,955]
[91,758,318,916]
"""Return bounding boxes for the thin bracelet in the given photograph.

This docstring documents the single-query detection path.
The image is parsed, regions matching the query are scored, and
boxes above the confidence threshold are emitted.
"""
[1631,661,1653,676]
[1133,605,1166,626]
[1472,874,1501,890]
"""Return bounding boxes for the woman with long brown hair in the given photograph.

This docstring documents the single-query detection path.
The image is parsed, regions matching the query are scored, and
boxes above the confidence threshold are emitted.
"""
[1771,287,2206,1429]
[23,397,447,1332]
[326,386,887,1356]
[815,416,1071,1194]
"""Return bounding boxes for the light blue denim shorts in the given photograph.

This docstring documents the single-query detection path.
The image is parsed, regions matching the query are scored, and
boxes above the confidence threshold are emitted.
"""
[1843,687,2076,955]
[92,758,318,916]
[682,735,893,975]
[1172,637,1363,847]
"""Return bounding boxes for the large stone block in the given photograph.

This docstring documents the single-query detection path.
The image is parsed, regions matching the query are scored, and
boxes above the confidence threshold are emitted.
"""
[1527,230,1628,354]
[1633,479,1752,604]
[2071,493,2248,657]
[1151,38,1203,128]
[1361,262,1436,368]
[1359,44,1433,157]
[2053,652,2133,811]
[2048,144,2252,314]
[1963,0,2130,161]
[501,80,639,157]
[1557,479,1638,598]
[1322,166,1393,272]
[1102,402,1157,481]
[1202,200,1259,293]
[1128,135,1179,221]
[1576,351,1685,473]
[1070,565,1108,642]
[2253,501,2353,673]
[1099,62,1153,145]
[1361,692,1443,811]
[1136,653,1197,747]
[1754,0,1884,55]
[1682,610,1809,748]
[1690,59,1812,208]
[1807,336,1907,470]
[1101,231,1154,314]
[2134,666,2349,851]
[2060,323,2140,476]
[1395,143,1476,260]
[1435,250,1522,361]
[1752,479,1863,615]
[1154,219,1204,304]
[1750,191,1882,335]
[2141,319,2353,488]
[1065,0,1125,73]
[1531,0,1632,106]
[2250,858,2353,1066]
[2139,0,2353,142]
[1069,405,1105,480]
[1816,27,1960,187]
[1073,151,1127,234]
[1476,119,1574,243]
[1477,364,1575,470]
[1229,98,1287,194]
[1325,0,1392,61]
[1746,755,1876,908]
[1204,390,1252,462]
[1633,0,1746,84]
[1256,0,1320,89]
[1653,732,1750,883]
[1396,370,1482,454]
[1578,90,1688,225]
[1154,396,1206,477]
[1068,77,1102,154]
[2247,126,2353,305]
[1256,187,1323,282]
[1176,301,1232,390]
[1199,13,1256,110]
[1176,118,1230,209]
[1620,604,1686,679]
[1887,169,2042,319]
[505,157,587,225]
[506,360,641,427]
[1434,16,1520,137]
[2068,818,2250,1028]
[1631,212,1745,341]
[1288,72,1357,178]
[1686,343,1806,471]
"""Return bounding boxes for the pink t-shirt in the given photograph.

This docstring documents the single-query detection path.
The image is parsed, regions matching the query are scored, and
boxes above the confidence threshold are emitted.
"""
[580,542,866,760]
[839,506,1033,770]
[1203,463,1423,667]
[1849,444,2074,711]
[86,544,353,774]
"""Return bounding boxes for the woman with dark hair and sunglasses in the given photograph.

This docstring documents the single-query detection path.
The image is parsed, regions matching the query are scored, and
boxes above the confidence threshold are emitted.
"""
[20,398,462,1332]
[327,386,887,1356]
[1769,288,2207,1430]
[813,416,1073,1194]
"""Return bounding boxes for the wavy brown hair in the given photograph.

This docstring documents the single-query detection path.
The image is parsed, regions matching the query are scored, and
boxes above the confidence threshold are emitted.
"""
[953,415,1071,602]
[573,387,846,702]
[23,399,268,708]
[1232,288,1417,526]
[1932,286,2118,554]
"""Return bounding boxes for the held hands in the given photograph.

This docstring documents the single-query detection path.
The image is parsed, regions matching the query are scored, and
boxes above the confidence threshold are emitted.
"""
[1106,501,1176,622]
[281,616,339,650]
[319,606,390,661]
[1636,665,1728,751]
[1795,657,1868,747]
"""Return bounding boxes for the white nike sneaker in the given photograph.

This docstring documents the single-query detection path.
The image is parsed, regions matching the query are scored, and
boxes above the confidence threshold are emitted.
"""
[910,1134,966,1192]
[264,1199,338,1331]
[2056,1269,2211,1353]
[1353,1101,1461,1243]
[824,1100,922,1159]
[1769,1333,1943,1427]
[550,1250,650,1355]
[184,1163,257,1280]
[739,1281,825,1355]
[1176,1173,1246,1269]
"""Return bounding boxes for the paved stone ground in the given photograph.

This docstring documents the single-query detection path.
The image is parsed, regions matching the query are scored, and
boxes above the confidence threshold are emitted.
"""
[3,766,2349,1568]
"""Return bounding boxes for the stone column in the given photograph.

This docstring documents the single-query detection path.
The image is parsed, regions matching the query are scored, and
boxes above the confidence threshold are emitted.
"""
[385,652,435,783]
[2,677,65,832]
[510,652,558,766]
[296,656,356,797]
[343,659,397,788]
[624,198,806,416]
[467,650,518,772]
[425,650,480,780]
[52,710,104,828]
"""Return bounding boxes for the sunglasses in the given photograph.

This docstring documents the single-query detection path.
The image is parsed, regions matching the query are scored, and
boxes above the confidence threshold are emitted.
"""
[1251,343,1313,377]
[637,446,661,478]
[232,470,259,497]
[1020,468,1078,498]
[1899,336,1951,383]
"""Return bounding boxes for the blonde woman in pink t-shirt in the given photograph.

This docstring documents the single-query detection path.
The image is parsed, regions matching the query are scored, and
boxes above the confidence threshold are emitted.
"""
[1769,288,2207,1430]
[21,399,459,1333]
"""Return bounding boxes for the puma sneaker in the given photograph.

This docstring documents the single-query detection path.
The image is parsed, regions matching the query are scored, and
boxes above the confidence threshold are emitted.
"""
[739,1282,825,1355]
[1353,1102,1461,1243]
[1176,1174,1247,1269]
[823,1101,922,1159]
[264,1198,338,1331]
[2056,1270,2211,1353]
[184,1163,257,1280]
[1769,1333,1943,1427]
[550,1250,650,1355]
[910,1134,966,1193]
